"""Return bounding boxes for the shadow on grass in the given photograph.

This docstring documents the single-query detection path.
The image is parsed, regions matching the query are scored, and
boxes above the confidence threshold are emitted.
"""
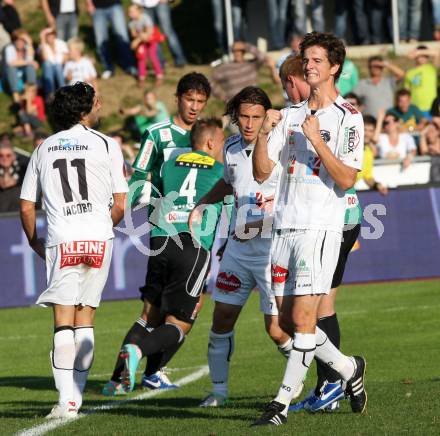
[0,376,105,392]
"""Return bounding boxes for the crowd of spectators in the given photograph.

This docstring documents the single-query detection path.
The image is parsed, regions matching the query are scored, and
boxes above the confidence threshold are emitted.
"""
[0,0,440,213]
[212,0,440,52]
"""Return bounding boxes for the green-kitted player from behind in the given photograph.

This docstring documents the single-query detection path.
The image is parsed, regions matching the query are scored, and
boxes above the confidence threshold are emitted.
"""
[129,72,211,205]
[103,118,226,395]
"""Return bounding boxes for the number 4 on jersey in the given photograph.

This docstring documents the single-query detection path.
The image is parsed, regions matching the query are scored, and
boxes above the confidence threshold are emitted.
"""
[179,168,197,204]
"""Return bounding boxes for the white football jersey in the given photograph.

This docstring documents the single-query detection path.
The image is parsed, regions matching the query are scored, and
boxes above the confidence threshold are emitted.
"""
[223,134,279,257]
[20,124,128,247]
[268,95,364,232]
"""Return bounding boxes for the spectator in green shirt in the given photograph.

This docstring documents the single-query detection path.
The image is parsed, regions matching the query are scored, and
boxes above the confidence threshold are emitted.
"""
[387,89,427,132]
[120,89,169,141]
[337,58,359,97]
[404,46,438,116]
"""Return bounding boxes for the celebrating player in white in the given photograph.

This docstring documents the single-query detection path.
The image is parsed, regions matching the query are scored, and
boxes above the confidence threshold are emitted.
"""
[20,82,128,419]
[251,32,367,426]
[190,87,293,407]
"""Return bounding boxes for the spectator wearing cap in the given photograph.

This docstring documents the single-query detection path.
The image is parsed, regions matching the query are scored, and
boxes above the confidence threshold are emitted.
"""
[2,29,38,104]
[41,0,79,42]
[354,55,405,119]
[0,142,24,212]
[404,46,438,117]
[211,41,277,102]
[387,89,428,133]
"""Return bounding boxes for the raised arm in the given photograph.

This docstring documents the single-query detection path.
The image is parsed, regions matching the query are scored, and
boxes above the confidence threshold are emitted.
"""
[253,109,282,183]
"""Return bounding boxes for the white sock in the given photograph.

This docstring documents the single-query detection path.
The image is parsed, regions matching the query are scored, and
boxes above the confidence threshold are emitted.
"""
[73,326,94,409]
[207,330,234,397]
[315,326,356,381]
[277,337,293,358]
[274,333,316,415]
[51,327,76,406]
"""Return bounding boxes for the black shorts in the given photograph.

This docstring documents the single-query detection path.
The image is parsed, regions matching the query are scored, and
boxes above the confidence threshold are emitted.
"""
[139,234,210,324]
[331,224,361,289]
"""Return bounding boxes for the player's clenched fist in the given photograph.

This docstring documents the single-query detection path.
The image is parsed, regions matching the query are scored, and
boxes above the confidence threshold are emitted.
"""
[260,109,282,135]
[302,115,321,144]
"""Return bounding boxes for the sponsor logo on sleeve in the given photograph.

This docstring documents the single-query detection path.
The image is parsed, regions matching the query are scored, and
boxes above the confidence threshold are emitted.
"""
[343,126,360,154]
[159,128,173,142]
[271,264,289,284]
[137,139,154,170]
[60,241,106,268]
[346,193,358,208]
[216,272,241,292]
[341,102,358,114]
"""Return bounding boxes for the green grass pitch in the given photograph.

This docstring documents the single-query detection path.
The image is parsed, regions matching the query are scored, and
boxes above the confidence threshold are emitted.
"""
[1,279,439,435]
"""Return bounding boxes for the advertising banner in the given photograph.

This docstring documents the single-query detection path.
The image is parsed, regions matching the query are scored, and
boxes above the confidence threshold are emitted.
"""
[1,187,439,308]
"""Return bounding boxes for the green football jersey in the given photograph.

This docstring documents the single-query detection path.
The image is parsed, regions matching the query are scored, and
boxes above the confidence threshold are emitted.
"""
[149,151,224,251]
[129,118,191,205]
[344,187,362,225]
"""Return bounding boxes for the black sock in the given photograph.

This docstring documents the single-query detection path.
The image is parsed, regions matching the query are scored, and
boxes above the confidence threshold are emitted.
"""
[111,318,149,382]
[137,324,182,358]
[315,313,341,394]
[144,337,186,377]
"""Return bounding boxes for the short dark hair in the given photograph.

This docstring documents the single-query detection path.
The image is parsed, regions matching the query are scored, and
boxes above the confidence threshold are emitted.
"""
[224,86,272,125]
[190,117,222,148]
[344,92,362,104]
[363,114,376,127]
[396,89,411,98]
[300,32,346,81]
[368,55,383,65]
[279,55,303,82]
[385,112,399,122]
[49,82,95,131]
[176,72,211,99]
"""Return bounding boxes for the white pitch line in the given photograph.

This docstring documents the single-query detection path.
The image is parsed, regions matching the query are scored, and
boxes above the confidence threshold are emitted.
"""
[16,365,209,436]
[0,365,206,386]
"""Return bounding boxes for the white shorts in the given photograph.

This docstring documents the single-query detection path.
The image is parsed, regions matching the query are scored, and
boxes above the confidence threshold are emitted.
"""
[36,239,113,308]
[271,229,341,297]
[212,247,278,316]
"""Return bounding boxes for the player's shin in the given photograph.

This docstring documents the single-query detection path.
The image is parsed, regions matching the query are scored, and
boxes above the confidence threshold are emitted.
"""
[315,326,355,381]
[51,326,76,406]
[111,318,150,382]
[274,333,315,415]
[207,330,235,398]
[277,337,293,358]
[73,326,94,409]
[144,338,186,377]
[315,314,341,392]
[137,323,184,357]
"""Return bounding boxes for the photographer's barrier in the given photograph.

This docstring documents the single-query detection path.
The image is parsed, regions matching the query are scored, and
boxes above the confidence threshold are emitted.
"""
[1,186,439,308]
